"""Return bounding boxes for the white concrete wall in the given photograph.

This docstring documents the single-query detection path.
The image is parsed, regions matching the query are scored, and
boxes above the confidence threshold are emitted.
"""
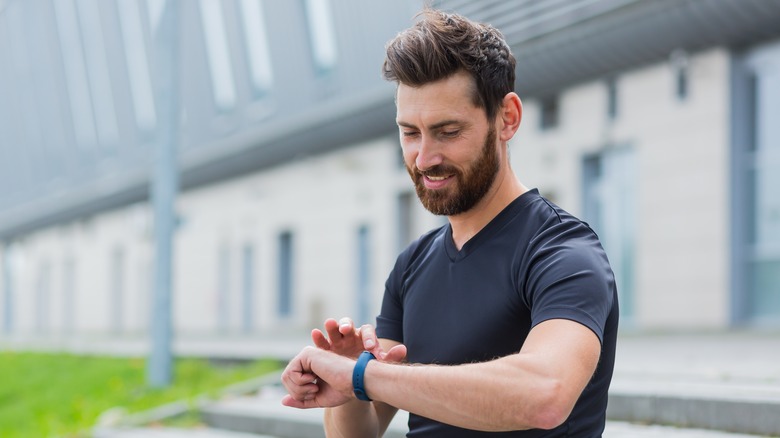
[0,204,153,336]
[174,136,440,335]
[0,136,441,338]
[514,48,731,329]
[0,246,5,331]
[0,49,737,336]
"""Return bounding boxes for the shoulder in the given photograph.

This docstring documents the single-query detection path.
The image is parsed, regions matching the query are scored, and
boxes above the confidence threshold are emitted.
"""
[520,195,602,250]
[500,191,600,253]
[515,194,614,297]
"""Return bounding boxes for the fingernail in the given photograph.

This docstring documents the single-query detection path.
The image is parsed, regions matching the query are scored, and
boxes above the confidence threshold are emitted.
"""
[365,339,375,348]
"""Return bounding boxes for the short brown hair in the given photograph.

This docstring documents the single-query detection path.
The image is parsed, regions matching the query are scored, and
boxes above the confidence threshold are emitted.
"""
[382,8,516,121]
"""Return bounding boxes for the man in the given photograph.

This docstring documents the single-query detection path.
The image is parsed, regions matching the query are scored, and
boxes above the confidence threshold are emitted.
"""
[281,8,619,437]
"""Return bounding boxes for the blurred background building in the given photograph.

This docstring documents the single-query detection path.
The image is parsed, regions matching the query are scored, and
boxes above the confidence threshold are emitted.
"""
[0,0,778,346]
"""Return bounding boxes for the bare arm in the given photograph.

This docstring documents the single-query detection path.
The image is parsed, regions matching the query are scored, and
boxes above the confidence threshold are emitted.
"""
[306,318,406,438]
[323,337,402,438]
[282,319,598,432]
[362,319,599,431]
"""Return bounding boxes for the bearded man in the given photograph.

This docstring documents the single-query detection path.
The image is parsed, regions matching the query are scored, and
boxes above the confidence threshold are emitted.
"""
[281,8,619,438]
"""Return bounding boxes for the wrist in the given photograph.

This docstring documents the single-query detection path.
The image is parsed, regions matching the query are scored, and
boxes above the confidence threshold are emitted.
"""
[352,351,376,401]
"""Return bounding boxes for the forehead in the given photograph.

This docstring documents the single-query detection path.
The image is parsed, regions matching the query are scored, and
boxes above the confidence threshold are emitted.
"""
[396,71,482,126]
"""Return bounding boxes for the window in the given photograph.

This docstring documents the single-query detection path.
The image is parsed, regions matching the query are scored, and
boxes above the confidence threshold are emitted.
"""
[117,0,156,131]
[63,256,76,334]
[111,247,125,334]
[2,244,13,334]
[199,0,237,110]
[217,242,231,331]
[242,243,255,332]
[77,0,119,145]
[278,231,293,317]
[4,3,44,155]
[746,45,780,323]
[733,41,780,325]
[53,0,97,147]
[146,0,166,34]
[675,66,689,101]
[582,147,637,323]
[397,192,415,253]
[356,226,371,325]
[606,77,618,120]
[303,0,338,74]
[36,261,52,334]
[238,0,274,95]
[539,95,559,130]
[669,49,689,101]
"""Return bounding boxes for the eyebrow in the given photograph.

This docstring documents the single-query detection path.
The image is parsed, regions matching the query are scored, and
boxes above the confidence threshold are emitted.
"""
[396,119,464,130]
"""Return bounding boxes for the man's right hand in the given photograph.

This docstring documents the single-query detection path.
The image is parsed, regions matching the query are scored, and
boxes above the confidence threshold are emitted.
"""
[312,317,406,363]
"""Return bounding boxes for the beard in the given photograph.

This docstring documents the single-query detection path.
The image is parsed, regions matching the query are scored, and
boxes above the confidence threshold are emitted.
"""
[407,126,499,216]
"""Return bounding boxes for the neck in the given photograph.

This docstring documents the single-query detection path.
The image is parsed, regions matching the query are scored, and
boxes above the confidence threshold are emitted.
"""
[448,168,527,251]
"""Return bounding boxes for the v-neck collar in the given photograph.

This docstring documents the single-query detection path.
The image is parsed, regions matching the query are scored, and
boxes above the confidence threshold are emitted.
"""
[442,189,540,262]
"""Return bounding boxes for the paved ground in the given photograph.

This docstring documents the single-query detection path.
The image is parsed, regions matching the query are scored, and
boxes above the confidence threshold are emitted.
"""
[6,330,780,383]
[97,423,770,438]
[6,330,780,437]
[613,331,780,385]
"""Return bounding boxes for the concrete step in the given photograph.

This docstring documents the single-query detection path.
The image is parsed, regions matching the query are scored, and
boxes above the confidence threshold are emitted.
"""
[608,377,780,436]
[199,384,778,438]
[604,422,768,438]
[94,422,766,438]
[199,388,407,438]
[93,426,277,438]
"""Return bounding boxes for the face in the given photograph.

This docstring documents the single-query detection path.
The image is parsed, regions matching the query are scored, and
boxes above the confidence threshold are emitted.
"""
[406,126,498,215]
[396,72,500,216]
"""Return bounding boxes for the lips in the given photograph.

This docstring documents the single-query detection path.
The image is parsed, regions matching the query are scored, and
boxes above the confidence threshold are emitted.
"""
[422,173,453,189]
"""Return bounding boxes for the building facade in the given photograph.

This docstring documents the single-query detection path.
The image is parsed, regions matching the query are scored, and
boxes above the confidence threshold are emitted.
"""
[1,0,779,342]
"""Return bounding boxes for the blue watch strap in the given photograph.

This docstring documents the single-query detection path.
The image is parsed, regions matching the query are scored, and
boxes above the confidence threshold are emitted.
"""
[352,351,376,401]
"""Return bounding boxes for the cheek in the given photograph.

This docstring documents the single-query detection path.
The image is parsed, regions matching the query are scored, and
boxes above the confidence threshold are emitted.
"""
[400,146,417,168]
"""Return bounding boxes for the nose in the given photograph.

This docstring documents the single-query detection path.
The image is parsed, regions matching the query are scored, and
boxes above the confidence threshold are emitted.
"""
[414,135,443,171]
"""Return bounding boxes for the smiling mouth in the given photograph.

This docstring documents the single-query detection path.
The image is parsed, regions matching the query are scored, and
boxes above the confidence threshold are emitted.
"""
[421,173,454,189]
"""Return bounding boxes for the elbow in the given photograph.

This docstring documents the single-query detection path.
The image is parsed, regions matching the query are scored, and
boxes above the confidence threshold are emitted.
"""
[523,378,575,430]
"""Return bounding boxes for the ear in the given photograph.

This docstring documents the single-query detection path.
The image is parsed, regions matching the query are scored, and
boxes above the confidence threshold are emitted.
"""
[497,92,522,142]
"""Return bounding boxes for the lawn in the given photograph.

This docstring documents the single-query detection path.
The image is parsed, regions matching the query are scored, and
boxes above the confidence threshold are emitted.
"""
[0,352,281,438]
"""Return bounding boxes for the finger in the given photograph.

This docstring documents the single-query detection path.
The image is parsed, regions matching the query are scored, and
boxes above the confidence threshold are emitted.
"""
[282,394,318,409]
[323,318,341,341]
[281,394,298,407]
[283,379,315,401]
[282,365,318,390]
[382,344,408,363]
[338,317,354,335]
[359,324,378,350]
[299,372,318,384]
[311,329,331,350]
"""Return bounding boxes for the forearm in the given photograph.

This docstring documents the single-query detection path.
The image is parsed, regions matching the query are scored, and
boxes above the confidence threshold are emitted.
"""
[324,400,397,438]
[324,401,378,438]
[360,319,599,431]
[364,354,576,431]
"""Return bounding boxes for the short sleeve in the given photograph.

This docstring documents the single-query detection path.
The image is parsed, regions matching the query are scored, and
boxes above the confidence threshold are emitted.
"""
[522,220,616,344]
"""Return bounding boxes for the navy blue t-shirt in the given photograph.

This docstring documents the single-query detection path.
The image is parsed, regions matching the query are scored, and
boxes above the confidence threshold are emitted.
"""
[376,189,619,437]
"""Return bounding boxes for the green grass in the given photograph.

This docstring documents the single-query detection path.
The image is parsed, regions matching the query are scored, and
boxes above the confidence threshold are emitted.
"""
[0,352,281,438]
